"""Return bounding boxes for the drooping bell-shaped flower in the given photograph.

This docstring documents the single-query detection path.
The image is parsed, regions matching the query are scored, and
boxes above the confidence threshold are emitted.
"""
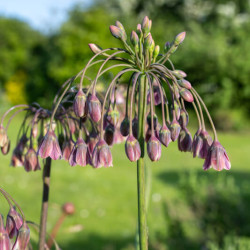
[125,135,141,162]
[203,140,231,171]
[132,117,138,139]
[62,140,74,161]
[12,221,30,250]
[69,138,89,167]
[74,89,86,118]
[159,124,172,147]
[104,124,115,146]
[0,126,8,147]
[0,214,11,249]
[11,135,28,167]
[88,94,101,123]
[147,135,161,161]
[1,139,10,155]
[178,128,193,152]
[24,148,40,172]
[92,139,112,168]
[193,130,213,159]
[38,130,62,160]
[170,119,181,142]
[179,109,189,128]
[120,117,130,137]
[6,206,23,239]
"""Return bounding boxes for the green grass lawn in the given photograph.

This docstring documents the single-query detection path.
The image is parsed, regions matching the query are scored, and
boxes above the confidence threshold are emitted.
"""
[0,116,249,249]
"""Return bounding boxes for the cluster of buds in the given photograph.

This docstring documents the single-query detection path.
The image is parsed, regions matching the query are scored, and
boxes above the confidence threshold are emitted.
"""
[0,16,230,171]
[0,188,30,249]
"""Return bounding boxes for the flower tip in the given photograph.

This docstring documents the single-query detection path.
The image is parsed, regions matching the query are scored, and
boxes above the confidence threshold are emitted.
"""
[175,31,186,45]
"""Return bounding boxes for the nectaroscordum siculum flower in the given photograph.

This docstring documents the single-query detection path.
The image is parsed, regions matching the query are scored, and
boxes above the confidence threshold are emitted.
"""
[0,16,230,250]
[0,187,30,249]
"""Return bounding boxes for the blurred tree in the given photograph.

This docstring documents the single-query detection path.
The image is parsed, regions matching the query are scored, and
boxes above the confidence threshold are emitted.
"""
[0,17,43,89]
[1,0,250,124]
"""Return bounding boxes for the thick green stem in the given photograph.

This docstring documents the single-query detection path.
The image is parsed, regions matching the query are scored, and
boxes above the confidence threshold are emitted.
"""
[39,158,52,250]
[137,74,148,250]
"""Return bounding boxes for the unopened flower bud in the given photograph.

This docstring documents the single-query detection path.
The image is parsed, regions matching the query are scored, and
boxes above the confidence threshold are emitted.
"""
[12,221,30,250]
[88,94,101,123]
[136,24,142,39]
[147,135,161,161]
[6,206,23,239]
[132,117,138,138]
[107,107,120,127]
[178,79,192,90]
[115,21,125,31]
[179,109,189,128]
[174,101,180,120]
[0,126,8,147]
[120,117,130,137]
[74,90,86,117]
[130,31,139,48]
[125,135,141,162]
[109,25,126,41]
[1,139,10,155]
[0,214,11,249]
[142,16,151,35]
[62,202,75,215]
[153,45,160,60]
[178,128,193,152]
[159,124,172,147]
[144,33,153,50]
[174,32,186,45]
[164,41,171,53]
[88,43,103,54]
[92,139,112,168]
[173,84,180,99]
[104,124,115,146]
[203,140,231,171]
[170,119,181,141]
[193,130,213,159]
[180,88,194,102]
[172,70,187,79]
[147,114,158,130]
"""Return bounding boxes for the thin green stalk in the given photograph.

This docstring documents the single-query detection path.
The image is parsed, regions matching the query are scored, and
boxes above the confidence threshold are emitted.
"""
[137,74,148,250]
[39,158,52,250]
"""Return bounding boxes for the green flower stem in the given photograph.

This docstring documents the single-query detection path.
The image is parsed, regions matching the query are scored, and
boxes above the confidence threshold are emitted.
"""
[39,157,52,250]
[137,74,148,250]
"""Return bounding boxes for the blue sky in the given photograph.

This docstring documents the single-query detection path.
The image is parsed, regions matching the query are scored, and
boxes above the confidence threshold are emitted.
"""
[0,0,91,31]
